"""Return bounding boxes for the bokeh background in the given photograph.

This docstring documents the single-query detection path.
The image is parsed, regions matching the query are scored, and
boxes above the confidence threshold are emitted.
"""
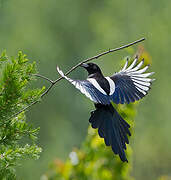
[0,0,170,179]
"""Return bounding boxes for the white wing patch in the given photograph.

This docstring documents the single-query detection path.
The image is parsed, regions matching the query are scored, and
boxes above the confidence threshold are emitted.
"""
[57,56,155,106]
[105,77,115,95]
[56,66,111,105]
[57,66,96,102]
[87,78,107,95]
[117,58,155,96]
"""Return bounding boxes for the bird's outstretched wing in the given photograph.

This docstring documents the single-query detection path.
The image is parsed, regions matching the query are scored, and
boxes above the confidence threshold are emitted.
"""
[110,57,155,104]
[57,66,111,105]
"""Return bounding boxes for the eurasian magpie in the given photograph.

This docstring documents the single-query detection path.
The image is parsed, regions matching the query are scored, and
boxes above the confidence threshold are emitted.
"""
[57,56,155,162]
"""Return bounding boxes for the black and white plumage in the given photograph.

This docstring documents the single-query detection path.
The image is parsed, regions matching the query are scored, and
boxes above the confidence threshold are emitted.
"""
[57,57,155,162]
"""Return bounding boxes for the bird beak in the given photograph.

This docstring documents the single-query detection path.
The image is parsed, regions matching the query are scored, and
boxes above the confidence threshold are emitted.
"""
[80,63,89,68]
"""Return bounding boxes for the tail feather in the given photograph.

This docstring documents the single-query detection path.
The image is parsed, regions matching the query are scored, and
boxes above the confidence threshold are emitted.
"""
[89,103,131,162]
[119,129,127,150]
[120,120,131,137]
[119,123,129,144]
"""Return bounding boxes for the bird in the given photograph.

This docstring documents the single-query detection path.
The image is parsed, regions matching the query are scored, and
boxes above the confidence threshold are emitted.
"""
[56,56,155,162]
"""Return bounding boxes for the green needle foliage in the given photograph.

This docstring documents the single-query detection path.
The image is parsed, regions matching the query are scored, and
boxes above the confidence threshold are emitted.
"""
[0,51,44,179]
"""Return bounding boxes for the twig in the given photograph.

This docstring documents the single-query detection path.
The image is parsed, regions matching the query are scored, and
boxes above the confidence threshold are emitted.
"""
[11,37,145,118]
[54,37,145,82]
[33,74,54,83]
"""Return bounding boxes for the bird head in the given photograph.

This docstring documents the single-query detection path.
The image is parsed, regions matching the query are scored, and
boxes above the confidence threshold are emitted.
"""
[80,63,102,75]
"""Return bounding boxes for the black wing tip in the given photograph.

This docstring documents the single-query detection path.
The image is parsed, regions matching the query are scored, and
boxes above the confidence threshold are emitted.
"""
[135,54,138,59]
[141,58,145,64]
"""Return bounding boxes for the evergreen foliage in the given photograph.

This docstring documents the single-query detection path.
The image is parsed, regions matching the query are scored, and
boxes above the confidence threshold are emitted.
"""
[0,51,43,179]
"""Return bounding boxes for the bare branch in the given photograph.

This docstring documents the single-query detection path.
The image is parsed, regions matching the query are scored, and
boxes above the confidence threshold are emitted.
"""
[54,37,145,83]
[33,74,54,83]
[11,37,145,119]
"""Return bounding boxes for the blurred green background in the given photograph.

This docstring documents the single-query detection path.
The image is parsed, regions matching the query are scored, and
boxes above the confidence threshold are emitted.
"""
[0,0,170,179]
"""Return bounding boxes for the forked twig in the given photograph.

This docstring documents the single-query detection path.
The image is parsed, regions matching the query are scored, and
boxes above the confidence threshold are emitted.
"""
[12,37,145,118]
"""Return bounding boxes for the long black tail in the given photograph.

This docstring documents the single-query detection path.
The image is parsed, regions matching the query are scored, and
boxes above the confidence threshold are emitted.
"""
[89,103,131,162]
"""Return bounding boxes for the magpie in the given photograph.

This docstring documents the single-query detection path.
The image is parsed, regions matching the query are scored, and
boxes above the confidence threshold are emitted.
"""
[57,56,155,162]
